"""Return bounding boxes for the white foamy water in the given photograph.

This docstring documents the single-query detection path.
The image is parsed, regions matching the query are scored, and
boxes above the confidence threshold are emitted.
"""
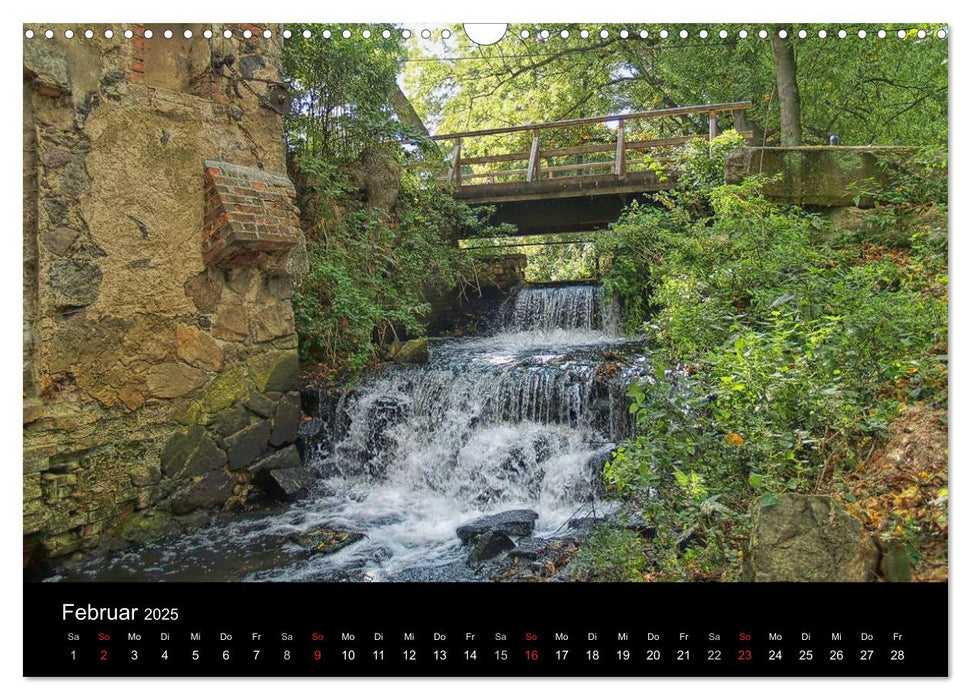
[64,283,645,582]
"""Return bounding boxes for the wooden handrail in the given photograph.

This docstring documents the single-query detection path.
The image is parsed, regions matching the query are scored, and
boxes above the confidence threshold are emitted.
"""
[425,101,752,188]
[429,102,752,141]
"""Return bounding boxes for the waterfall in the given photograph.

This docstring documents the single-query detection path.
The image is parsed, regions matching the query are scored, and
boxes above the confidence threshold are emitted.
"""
[503,282,621,334]
[65,283,645,583]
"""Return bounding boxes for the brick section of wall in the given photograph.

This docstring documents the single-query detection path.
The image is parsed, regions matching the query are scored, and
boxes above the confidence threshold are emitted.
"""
[202,161,302,268]
[129,25,146,84]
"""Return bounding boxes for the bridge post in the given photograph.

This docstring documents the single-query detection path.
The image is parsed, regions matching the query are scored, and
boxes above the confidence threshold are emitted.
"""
[708,110,719,141]
[527,129,541,182]
[614,118,626,177]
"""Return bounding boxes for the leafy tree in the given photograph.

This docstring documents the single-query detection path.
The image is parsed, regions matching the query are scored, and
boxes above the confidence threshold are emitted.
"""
[405,23,947,147]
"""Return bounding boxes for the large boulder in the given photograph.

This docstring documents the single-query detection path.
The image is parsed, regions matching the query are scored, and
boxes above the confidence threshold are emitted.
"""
[724,146,920,207]
[264,466,315,501]
[394,338,429,364]
[348,147,401,212]
[743,494,878,582]
[466,531,516,565]
[456,509,539,545]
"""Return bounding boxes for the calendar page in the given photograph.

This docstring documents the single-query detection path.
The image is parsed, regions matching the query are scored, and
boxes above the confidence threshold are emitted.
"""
[22,19,949,678]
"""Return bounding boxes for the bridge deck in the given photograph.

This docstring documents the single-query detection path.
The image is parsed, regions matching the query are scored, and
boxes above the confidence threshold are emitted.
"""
[425,102,751,235]
[452,170,670,205]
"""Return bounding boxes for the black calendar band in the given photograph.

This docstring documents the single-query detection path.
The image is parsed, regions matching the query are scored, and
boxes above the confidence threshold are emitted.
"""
[24,581,947,677]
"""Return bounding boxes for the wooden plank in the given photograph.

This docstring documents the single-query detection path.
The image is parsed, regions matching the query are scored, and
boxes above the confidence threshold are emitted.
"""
[464,168,531,179]
[541,161,614,174]
[455,178,673,204]
[614,119,626,177]
[462,162,612,181]
[527,131,541,183]
[455,132,754,165]
[462,150,531,166]
[461,155,678,182]
[541,135,695,158]
[430,102,753,141]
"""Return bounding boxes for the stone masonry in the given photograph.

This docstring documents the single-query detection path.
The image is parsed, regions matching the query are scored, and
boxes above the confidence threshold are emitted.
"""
[23,24,309,564]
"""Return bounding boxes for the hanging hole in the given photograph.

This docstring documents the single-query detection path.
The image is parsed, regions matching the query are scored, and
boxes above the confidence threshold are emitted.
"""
[463,23,507,45]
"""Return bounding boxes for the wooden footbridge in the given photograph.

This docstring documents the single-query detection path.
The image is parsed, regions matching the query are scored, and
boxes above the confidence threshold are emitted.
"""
[429,102,752,236]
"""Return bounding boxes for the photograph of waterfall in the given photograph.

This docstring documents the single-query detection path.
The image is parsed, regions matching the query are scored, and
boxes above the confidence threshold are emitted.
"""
[24,22,948,590]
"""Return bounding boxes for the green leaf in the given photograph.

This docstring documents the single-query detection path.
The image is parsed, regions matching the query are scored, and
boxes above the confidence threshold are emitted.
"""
[760,493,778,508]
[748,473,764,489]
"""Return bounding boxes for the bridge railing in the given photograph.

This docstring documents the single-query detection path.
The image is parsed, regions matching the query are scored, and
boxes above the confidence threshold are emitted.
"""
[427,102,752,187]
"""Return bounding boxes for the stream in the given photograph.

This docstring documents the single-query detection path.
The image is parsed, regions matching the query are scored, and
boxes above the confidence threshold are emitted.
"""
[56,283,647,582]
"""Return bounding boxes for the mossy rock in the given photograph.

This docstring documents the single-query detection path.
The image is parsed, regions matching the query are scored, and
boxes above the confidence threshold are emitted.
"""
[289,528,365,555]
[160,425,227,478]
[247,350,299,393]
[200,364,254,414]
[394,338,429,364]
[116,511,183,546]
[743,494,879,582]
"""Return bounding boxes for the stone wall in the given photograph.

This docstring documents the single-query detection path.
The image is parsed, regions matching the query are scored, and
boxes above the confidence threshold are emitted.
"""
[425,254,527,336]
[23,24,308,564]
[724,146,921,207]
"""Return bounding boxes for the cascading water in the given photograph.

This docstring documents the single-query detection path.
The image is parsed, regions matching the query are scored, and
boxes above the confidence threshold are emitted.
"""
[61,283,645,583]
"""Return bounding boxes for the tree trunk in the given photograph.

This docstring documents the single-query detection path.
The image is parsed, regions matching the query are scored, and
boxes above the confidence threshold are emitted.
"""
[771,26,802,146]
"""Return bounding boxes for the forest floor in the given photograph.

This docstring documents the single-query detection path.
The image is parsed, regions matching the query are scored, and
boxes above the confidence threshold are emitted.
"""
[837,403,949,582]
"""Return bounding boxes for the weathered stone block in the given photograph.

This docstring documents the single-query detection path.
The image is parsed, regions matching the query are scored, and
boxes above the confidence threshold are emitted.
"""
[160,426,227,479]
[167,470,235,515]
[743,494,879,582]
[49,259,102,308]
[263,466,314,501]
[212,302,250,342]
[24,473,43,502]
[247,350,299,393]
[270,392,302,447]
[23,399,44,425]
[23,39,70,94]
[208,405,251,438]
[144,362,208,399]
[122,314,177,364]
[200,364,252,414]
[225,420,271,469]
[176,324,224,371]
[724,146,920,207]
[245,392,276,418]
[248,444,301,474]
[184,269,223,313]
[251,302,295,343]
[41,227,79,255]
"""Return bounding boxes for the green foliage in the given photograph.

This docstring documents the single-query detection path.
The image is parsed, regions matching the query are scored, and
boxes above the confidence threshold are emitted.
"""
[853,147,948,210]
[283,29,506,369]
[586,141,947,581]
[284,24,414,162]
[406,23,947,148]
[291,158,499,368]
[568,524,650,582]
